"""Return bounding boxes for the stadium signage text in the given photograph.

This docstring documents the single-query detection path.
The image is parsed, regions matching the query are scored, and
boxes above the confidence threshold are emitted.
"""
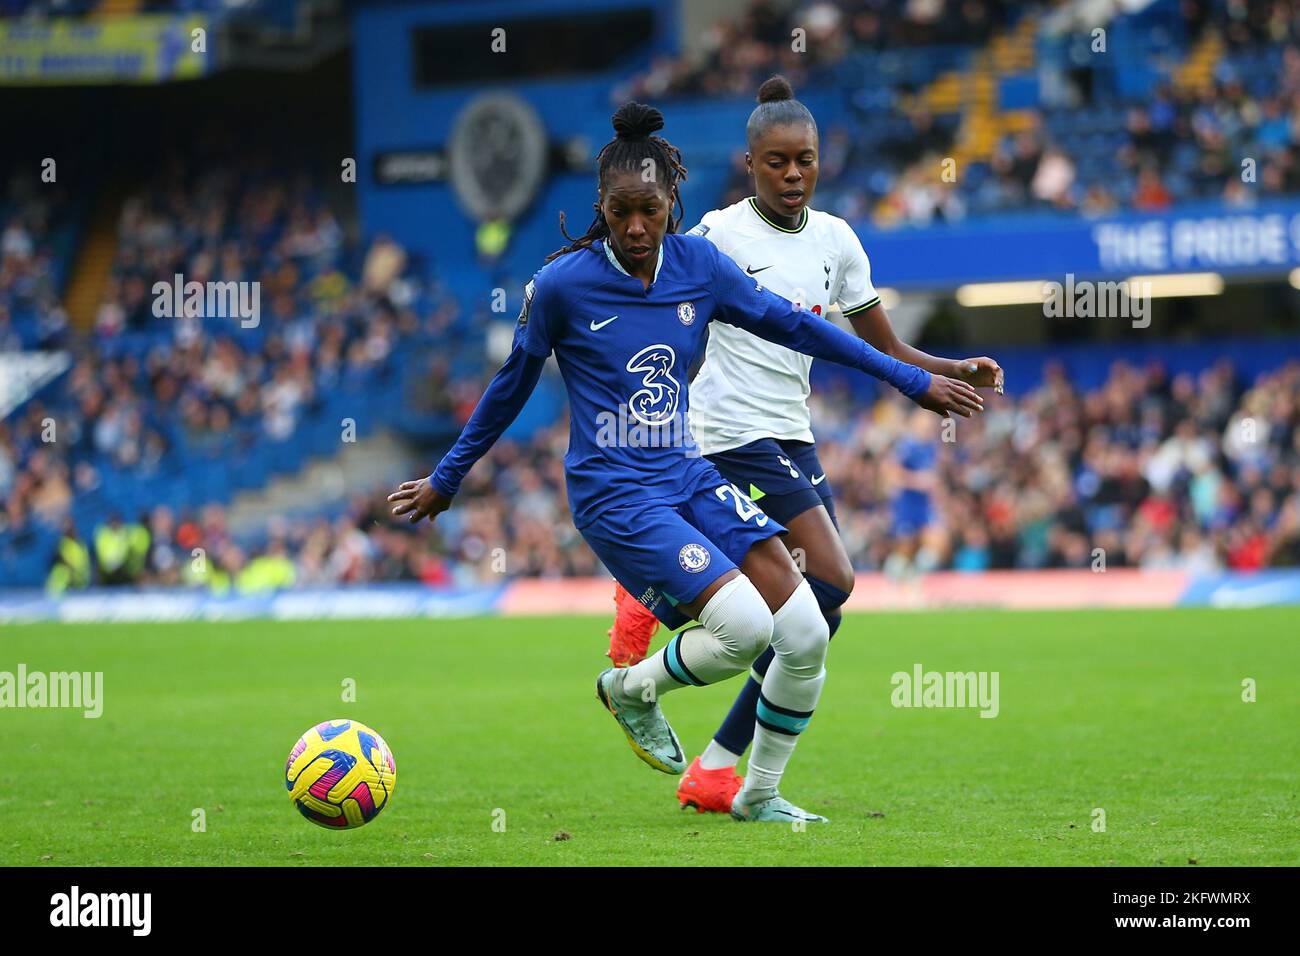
[1093,213,1296,272]
[374,149,447,185]
[863,200,1300,287]
[0,15,207,86]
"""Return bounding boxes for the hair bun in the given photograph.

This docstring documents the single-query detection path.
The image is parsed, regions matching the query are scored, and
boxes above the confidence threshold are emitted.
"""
[612,101,664,140]
[757,75,795,103]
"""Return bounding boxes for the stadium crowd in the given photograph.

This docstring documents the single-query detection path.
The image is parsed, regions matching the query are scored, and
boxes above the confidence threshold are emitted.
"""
[627,0,1300,225]
[0,152,473,589]
[0,167,71,352]
[616,0,1041,102]
[7,0,1300,594]
[432,356,1300,580]
[32,354,1300,594]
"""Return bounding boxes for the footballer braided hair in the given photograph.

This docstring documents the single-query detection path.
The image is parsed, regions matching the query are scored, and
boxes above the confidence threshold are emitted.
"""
[746,74,817,149]
[546,101,688,262]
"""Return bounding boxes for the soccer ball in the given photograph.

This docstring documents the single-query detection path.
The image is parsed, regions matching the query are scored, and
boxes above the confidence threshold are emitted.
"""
[285,719,397,829]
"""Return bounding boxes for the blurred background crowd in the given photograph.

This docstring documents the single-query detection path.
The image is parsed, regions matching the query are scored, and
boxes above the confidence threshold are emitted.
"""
[4,0,1300,595]
[624,0,1300,223]
[16,353,1300,594]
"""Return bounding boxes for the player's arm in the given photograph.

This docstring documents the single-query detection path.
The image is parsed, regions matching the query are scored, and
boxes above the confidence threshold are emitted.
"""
[847,302,1003,394]
[389,343,546,524]
[390,278,555,524]
[707,246,983,418]
[836,220,1003,393]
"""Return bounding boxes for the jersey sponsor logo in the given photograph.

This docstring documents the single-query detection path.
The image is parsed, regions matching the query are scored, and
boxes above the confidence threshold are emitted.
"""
[678,543,711,573]
[638,586,661,611]
[590,314,618,331]
[676,301,696,326]
[810,473,826,485]
[685,222,710,237]
[745,264,773,275]
[624,344,680,426]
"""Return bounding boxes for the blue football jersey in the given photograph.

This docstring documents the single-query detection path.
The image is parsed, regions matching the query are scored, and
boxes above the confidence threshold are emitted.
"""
[516,236,721,527]
[433,232,929,529]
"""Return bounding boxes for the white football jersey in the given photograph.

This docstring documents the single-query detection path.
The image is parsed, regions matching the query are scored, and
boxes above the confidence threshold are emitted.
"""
[687,198,881,455]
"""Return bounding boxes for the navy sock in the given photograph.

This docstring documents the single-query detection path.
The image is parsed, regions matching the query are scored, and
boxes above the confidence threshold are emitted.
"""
[710,574,850,756]
[713,649,772,755]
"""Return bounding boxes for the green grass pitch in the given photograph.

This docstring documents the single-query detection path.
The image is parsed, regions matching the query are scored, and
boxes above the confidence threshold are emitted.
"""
[1,608,1296,866]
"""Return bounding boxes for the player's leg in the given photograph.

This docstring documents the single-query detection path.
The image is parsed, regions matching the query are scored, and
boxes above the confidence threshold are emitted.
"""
[730,534,830,822]
[689,442,851,809]
[682,478,831,821]
[604,437,815,669]
[615,565,773,700]
[584,502,778,774]
[705,501,851,770]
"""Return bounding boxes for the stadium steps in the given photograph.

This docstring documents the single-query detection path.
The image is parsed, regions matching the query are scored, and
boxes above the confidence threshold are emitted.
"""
[224,430,419,537]
[922,15,1035,116]
[63,184,126,332]
[946,13,1034,166]
[95,0,143,13]
[1173,28,1224,94]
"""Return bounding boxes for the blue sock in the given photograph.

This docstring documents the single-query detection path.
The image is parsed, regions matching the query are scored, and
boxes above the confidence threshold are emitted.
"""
[710,575,850,756]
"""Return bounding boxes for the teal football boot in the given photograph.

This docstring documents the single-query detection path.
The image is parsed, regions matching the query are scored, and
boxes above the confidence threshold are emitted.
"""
[595,668,686,775]
[731,791,829,824]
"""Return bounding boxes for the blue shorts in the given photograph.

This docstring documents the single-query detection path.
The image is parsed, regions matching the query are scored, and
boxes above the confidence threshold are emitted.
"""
[705,438,836,526]
[892,494,932,536]
[580,464,785,629]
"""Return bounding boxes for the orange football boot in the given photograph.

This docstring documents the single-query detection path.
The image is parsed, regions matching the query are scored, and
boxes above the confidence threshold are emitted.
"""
[606,581,660,667]
[676,756,743,813]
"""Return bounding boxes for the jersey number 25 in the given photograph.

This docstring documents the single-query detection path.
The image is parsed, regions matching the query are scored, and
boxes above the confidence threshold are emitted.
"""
[716,483,768,526]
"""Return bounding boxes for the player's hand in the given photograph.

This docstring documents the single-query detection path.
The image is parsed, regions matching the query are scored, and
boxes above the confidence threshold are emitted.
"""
[914,374,984,418]
[956,356,1004,395]
[387,477,452,525]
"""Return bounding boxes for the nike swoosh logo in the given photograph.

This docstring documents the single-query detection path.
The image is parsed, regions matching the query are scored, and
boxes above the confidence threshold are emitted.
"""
[810,473,826,485]
[746,265,772,275]
[590,315,618,330]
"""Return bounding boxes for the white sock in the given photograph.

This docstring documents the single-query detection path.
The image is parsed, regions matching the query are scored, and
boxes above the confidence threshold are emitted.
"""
[700,739,741,770]
[740,581,828,802]
[618,576,772,702]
